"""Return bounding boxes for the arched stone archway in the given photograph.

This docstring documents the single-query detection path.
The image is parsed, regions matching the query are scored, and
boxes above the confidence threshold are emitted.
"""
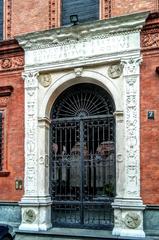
[18,12,147,237]
[39,69,122,119]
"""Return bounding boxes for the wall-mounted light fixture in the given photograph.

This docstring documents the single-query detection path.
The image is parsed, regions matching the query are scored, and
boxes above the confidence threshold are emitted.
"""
[70,15,79,25]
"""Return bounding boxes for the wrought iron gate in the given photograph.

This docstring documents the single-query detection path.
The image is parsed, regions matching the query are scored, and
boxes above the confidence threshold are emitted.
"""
[50,84,115,229]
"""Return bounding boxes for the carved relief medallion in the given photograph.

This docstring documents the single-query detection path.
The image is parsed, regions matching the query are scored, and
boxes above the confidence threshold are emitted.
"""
[23,209,36,224]
[124,212,141,229]
[38,74,52,87]
[1,59,12,69]
[108,64,123,79]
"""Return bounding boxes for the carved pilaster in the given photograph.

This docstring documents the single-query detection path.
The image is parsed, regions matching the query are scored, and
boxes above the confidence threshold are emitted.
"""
[19,72,52,231]
[122,57,141,198]
[23,71,39,196]
[112,57,145,238]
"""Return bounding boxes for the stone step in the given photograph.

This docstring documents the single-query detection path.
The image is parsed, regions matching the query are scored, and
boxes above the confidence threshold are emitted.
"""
[15,228,152,240]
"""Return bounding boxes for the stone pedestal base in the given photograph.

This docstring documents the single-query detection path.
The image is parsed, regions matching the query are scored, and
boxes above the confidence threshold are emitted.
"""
[112,198,145,238]
[19,196,52,231]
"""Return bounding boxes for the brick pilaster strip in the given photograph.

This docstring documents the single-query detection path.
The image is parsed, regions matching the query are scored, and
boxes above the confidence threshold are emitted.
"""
[49,0,61,29]
[5,0,12,39]
[100,0,112,19]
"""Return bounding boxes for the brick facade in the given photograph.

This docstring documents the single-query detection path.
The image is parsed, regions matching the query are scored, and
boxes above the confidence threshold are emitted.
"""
[3,0,159,39]
[112,0,157,17]
[0,40,24,201]
[141,13,159,204]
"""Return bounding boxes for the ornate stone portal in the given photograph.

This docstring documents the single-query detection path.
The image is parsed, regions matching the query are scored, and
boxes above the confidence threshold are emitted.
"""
[17,12,148,237]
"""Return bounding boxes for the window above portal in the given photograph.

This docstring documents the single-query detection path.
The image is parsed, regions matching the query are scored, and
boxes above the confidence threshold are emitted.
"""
[61,0,99,26]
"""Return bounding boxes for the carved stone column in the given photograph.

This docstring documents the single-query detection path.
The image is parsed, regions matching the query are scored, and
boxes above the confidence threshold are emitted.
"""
[112,56,145,237]
[19,71,52,231]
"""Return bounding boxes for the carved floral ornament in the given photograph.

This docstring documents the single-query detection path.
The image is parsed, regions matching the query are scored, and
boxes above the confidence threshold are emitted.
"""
[142,29,159,49]
[0,57,24,71]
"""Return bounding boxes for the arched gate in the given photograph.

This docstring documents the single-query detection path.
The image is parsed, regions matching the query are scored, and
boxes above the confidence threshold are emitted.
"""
[50,83,115,229]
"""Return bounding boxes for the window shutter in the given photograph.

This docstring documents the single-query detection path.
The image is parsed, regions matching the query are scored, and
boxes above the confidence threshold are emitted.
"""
[62,0,99,26]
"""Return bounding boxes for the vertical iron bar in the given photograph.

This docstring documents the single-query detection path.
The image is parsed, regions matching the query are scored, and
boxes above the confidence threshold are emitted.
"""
[80,119,84,225]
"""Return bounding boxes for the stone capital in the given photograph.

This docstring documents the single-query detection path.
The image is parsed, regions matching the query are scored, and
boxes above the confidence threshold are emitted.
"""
[121,57,142,76]
[23,71,39,89]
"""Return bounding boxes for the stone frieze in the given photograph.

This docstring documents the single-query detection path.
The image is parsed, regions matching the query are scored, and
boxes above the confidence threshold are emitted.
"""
[0,56,24,71]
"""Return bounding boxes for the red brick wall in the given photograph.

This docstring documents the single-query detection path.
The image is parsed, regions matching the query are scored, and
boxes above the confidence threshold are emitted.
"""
[11,0,49,36]
[4,0,159,39]
[112,0,157,17]
[141,14,159,204]
[0,40,24,201]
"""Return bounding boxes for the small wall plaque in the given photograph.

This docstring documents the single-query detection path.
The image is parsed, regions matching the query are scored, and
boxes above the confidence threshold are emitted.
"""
[148,111,154,120]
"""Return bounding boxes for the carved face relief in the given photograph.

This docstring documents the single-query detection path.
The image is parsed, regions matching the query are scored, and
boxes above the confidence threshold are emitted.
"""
[38,74,52,87]
[108,64,123,79]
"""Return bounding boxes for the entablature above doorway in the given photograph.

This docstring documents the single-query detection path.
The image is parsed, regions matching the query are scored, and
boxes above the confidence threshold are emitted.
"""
[16,11,148,72]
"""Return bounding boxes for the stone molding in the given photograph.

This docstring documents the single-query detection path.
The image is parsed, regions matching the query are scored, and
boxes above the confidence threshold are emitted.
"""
[17,12,148,51]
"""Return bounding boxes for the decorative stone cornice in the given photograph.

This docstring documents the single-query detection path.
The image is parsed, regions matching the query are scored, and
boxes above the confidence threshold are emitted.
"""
[17,12,149,51]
